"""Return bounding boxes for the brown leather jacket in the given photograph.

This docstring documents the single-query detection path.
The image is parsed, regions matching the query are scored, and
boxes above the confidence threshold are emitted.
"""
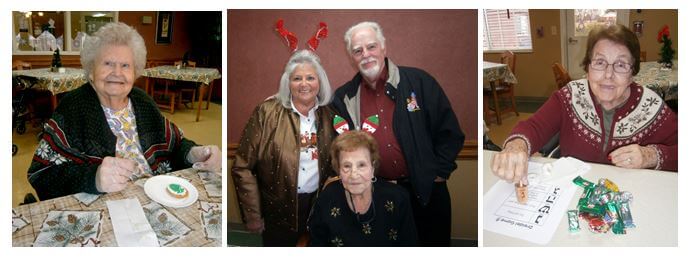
[232,99,336,231]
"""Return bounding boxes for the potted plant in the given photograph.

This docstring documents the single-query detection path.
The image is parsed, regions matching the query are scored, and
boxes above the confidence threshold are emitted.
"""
[657,25,675,70]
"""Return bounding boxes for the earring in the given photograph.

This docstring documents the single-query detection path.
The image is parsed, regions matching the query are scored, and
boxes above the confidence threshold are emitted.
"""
[371,176,377,183]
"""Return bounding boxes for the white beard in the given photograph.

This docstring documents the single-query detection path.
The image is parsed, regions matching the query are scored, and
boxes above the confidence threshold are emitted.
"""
[359,58,381,80]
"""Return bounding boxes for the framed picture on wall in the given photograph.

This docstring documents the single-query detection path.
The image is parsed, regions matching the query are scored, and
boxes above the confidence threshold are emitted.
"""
[156,11,173,44]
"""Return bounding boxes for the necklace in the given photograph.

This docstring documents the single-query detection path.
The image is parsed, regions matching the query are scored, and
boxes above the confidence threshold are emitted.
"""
[348,188,376,235]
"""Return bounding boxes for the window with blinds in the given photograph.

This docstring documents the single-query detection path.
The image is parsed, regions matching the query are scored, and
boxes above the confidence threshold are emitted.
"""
[483,9,532,52]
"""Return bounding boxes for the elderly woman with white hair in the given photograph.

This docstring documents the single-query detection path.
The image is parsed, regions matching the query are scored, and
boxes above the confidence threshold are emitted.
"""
[28,22,221,201]
[232,50,336,246]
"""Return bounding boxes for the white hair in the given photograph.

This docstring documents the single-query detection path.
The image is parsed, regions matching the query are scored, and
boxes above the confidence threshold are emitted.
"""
[275,50,333,108]
[343,21,386,54]
[80,22,147,80]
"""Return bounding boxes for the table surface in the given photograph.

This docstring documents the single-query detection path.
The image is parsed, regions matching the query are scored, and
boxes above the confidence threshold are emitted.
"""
[483,61,517,84]
[634,60,678,101]
[12,68,87,95]
[143,65,221,85]
[483,150,677,246]
[12,168,222,247]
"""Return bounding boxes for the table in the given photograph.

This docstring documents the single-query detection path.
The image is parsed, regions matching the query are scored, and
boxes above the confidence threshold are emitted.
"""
[12,68,87,109]
[635,60,678,101]
[482,150,677,246]
[12,168,222,247]
[483,61,518,125]
[143,66,222,121]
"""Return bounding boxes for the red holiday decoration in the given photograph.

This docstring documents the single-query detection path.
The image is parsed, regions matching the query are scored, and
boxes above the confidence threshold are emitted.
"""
[275,19,298,52]
[656,25,675,68]
[307,22,328,51]
[657,25,670,43]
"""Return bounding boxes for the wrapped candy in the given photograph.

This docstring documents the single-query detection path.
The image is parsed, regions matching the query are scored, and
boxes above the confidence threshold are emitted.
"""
[618,191,634,203]
[572,176,635,235]
[598,178,619,192]
[573,176,594,188]
[586,215,610,233]
[567,210,580,233]
[589,185,610,205]
[603,201,620,224]
[619,201,636,228]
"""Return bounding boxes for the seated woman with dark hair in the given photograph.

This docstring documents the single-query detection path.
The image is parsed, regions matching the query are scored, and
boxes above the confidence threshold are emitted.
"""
[308,130,417,246]
[491,24,677,186]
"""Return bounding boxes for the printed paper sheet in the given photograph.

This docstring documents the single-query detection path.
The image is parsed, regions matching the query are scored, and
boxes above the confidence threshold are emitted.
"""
[484,158,590,245]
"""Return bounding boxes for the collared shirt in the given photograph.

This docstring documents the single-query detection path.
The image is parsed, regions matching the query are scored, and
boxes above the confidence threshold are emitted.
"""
[359,66,408,180]
[291,98,320,193]
[101,100,152,177]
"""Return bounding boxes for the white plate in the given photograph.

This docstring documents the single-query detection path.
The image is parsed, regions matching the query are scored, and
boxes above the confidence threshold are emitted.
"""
[143,175,198,208]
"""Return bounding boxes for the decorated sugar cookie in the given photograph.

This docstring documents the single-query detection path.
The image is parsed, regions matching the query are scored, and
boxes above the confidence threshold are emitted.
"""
[167,183,189,199]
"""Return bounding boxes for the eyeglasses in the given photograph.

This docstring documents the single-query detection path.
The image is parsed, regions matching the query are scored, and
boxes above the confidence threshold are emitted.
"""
[589,59,633,74]
[351,43,380,58]
[340,162,372,174]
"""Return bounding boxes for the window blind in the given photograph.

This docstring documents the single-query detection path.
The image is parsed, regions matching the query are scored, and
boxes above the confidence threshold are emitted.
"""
[483,9,532,52]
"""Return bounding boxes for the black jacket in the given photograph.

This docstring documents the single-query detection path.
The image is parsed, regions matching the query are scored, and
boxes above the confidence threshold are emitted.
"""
[308,180,418,246]
[332,58,464,206]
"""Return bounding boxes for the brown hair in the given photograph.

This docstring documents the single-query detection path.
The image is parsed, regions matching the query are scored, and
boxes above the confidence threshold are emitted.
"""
[581,24,641,76]
[330,131,380,174]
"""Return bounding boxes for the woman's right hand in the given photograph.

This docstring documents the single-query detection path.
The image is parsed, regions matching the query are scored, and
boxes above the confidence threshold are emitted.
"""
[491,138,530,185]
[95,156,138,193]
[246,218,265,234]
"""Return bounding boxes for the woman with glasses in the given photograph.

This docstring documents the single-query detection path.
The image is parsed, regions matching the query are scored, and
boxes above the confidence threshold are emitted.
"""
[308,130,417,246]
[491,24,677,185]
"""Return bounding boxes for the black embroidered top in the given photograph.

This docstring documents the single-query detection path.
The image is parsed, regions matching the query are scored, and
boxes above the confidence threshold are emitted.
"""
[308,180,417,246]
[27,83,197,200]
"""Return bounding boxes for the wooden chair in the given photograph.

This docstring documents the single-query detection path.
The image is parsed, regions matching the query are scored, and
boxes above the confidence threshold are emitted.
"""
[12,60,32,70]
[484,51,519,125]
[640,51,647,62]
[173,60,197,109]
[483,92,497,126]
[150,61,177,114]
[552,62,572,89]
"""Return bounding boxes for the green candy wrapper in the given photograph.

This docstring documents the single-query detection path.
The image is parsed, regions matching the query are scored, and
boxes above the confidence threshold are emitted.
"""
[573,176,594,189]
[567,210,580,233]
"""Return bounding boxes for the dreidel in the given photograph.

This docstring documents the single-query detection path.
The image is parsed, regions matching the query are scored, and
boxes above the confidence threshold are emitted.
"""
[515,181,528,204]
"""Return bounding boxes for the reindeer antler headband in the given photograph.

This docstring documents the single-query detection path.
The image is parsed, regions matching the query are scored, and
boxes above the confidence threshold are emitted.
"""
[275,19,328,52]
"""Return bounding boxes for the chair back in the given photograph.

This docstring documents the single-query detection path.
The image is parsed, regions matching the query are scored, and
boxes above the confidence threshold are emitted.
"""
[500,50,516,74]
[640,51,647,62]
[12,60,32,70]
[552,62,572,89]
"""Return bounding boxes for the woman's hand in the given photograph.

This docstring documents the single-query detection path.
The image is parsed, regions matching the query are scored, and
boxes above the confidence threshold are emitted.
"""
[96,156,138,193]
[609,144,658,169]
[246,218,265,234]
[188,145,222,172]
[491,138,530,185]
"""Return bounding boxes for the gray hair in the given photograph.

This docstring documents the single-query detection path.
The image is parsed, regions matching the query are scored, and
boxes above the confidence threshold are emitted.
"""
[275,50,333,108]
[343,21,386,54]
[80,22,147,80]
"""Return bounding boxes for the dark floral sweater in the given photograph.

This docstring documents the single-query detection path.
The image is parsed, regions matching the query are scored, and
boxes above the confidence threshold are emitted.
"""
[28,83,197,200]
